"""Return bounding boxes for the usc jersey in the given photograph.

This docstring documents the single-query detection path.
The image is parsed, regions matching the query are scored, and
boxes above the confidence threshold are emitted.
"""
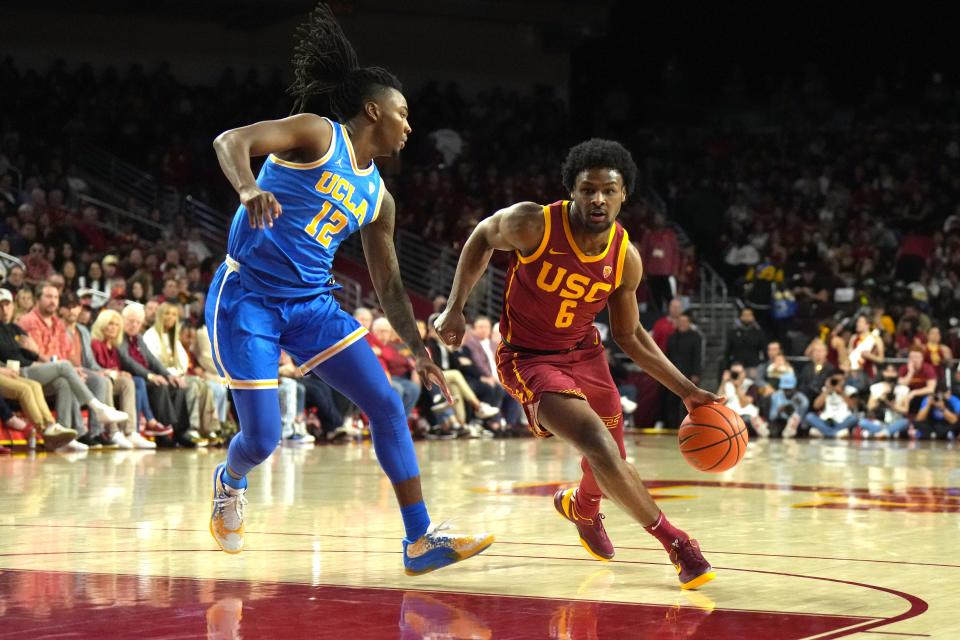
[499,201,630,352]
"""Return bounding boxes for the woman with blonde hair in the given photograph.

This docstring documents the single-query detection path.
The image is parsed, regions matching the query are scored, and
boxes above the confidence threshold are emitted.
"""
[143,303,216,440]
[91,309,163,448]
[12,288,34,322]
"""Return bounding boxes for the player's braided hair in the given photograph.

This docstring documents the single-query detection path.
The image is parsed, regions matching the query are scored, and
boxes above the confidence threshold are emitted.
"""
[288,2,402,120]
[560,138,638,194]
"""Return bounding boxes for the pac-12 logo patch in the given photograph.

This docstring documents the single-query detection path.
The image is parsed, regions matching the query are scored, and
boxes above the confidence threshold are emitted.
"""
[603,266,613,279]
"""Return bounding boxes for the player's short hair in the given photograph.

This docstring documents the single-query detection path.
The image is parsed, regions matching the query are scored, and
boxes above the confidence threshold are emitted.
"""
[288,2,402,120]
[560,138,637,194]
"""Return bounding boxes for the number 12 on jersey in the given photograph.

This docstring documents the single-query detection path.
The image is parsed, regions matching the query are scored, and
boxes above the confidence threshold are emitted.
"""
[304,202,348,248]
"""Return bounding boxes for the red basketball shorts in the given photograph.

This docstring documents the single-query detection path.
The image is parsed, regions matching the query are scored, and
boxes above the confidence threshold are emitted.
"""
[496,342,622,438]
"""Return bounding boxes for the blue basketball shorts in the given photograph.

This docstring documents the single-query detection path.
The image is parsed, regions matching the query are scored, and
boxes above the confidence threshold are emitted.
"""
[204,256,367,389]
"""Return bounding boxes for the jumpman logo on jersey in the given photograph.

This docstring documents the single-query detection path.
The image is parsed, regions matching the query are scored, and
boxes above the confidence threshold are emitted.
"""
[335,157,344,168]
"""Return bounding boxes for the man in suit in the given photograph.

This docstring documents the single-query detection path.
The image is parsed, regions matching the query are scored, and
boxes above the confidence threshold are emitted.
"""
[461,316,505,409]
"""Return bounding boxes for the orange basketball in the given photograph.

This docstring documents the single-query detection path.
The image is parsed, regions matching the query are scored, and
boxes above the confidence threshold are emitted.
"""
[678,403,749,472]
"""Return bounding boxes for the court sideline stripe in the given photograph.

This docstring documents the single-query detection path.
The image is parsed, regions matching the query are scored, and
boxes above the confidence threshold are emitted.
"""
[1,524,956,570]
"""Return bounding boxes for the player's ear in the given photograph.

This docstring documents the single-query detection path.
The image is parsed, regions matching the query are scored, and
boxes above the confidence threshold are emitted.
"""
[364,100,380,123]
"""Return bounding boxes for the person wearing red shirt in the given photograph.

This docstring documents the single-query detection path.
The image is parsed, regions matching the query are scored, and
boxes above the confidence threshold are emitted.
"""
[371,317,420,418]
[639,212,680,314]
[18,283,128,446]
[651,298,683,352]
[897,347,937,414]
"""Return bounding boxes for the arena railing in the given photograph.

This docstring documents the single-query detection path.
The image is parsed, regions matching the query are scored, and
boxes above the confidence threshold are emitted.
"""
[77,193,165,237]
[331,273,363,313]
[183,195,229,248]
[74,141,159,209]
[338,229,506,319]
[74,141,230,248]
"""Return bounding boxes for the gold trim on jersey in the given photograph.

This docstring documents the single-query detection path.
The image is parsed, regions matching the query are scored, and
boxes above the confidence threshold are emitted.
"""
[370,177,387,222]
[267,118,337,169]
[516,204,552,264]
[502,261,521,342]
[298,326,369,375]
[561,201,617,263]
[340,123,376,176]
[614,228,630,288]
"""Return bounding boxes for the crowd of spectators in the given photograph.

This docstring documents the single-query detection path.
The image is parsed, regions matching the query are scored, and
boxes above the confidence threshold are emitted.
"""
[5,56,960,452]
[615,64,960,440]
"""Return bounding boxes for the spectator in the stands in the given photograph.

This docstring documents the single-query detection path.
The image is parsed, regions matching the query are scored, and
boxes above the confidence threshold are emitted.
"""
[60,296,141,447]
[277,352,314,443]
[897,346,938,414]
[424,312,499,427]
[0,289,79,450]
[639,211,680,314]
[117,303,193,447]
[804,371,858,438]
[846,315,884,392]
[18,283,127,447]
[461,315,506,412]
[767,372,808,438]
[371,317,421,420]
[724,307,767,374]
[22,242,53,285]
[2,265,25,293]
[79,261,109,308]
[0,288,127,451]
[664,313,702,428]
[860,363,910,439]
[91,308,172,440]
[12,288,33,322]
[922,326,953,378]
[914,383,959,440]
[142,302,213,439]
[719,362,767,436]
[651,297,682,352]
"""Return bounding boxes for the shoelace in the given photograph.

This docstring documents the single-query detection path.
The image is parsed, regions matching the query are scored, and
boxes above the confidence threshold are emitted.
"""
[214,491,247,525]
[427,519,454,537]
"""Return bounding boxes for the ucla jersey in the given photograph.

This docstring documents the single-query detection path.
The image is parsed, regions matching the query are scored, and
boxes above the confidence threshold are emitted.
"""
[226,117,386,297]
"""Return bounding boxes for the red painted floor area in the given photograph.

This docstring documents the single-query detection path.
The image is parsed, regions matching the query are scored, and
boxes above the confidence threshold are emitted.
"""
[0,569,874,639]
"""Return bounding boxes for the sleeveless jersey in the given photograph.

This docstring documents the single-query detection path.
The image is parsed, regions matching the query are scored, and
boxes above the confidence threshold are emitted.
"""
[500,201,630,351]
[226,117,386,298]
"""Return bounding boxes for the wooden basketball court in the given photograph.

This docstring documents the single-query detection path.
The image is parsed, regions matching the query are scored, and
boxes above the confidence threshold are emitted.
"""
[1,435,956,638]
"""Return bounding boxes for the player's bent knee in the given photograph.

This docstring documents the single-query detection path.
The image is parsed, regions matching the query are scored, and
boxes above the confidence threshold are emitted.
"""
[236,432,277,465]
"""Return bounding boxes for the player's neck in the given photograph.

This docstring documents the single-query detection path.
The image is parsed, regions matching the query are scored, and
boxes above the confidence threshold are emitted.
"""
[343,119,379,167]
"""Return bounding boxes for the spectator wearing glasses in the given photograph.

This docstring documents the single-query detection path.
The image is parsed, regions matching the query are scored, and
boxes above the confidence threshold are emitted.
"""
[21,243,54,287]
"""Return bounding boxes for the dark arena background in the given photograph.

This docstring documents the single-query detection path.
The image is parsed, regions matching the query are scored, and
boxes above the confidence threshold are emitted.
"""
[1,2,958,638]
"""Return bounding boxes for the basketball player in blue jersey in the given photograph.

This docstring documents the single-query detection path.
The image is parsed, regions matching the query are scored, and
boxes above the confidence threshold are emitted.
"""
[206,3,492,575]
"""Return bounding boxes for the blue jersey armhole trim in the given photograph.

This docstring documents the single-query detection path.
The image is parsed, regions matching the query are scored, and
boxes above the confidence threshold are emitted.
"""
[266,117,337,170]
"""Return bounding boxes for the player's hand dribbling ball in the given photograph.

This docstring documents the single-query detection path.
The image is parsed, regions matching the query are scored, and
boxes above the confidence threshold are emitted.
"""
[678,403,748,472]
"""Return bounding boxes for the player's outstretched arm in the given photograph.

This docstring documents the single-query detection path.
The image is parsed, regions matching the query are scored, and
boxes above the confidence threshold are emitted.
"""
[361,190,452,402]
[608,244,725,413]
[212,113,333,229]
[435,202,543,347]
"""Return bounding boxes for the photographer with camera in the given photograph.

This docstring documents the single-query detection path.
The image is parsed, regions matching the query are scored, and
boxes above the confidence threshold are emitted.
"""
[803,371,859,438]
[767,372,808,438]
[859,363,910,438]
[719,362,768,437]
[913,383,959,440]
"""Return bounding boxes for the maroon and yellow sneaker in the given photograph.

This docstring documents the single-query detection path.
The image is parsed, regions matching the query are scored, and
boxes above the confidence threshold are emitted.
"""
[553,488,615,561]
[669,538,716,590]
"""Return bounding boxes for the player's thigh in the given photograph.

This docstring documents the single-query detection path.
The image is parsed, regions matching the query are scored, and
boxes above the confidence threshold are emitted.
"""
[207,269,282,386]
[573,349,623,426]
[537,392,619,458]
[280,294,367,375]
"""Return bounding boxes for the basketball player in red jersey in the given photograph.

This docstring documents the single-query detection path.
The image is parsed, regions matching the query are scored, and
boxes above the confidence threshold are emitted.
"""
[435,139,723,589]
